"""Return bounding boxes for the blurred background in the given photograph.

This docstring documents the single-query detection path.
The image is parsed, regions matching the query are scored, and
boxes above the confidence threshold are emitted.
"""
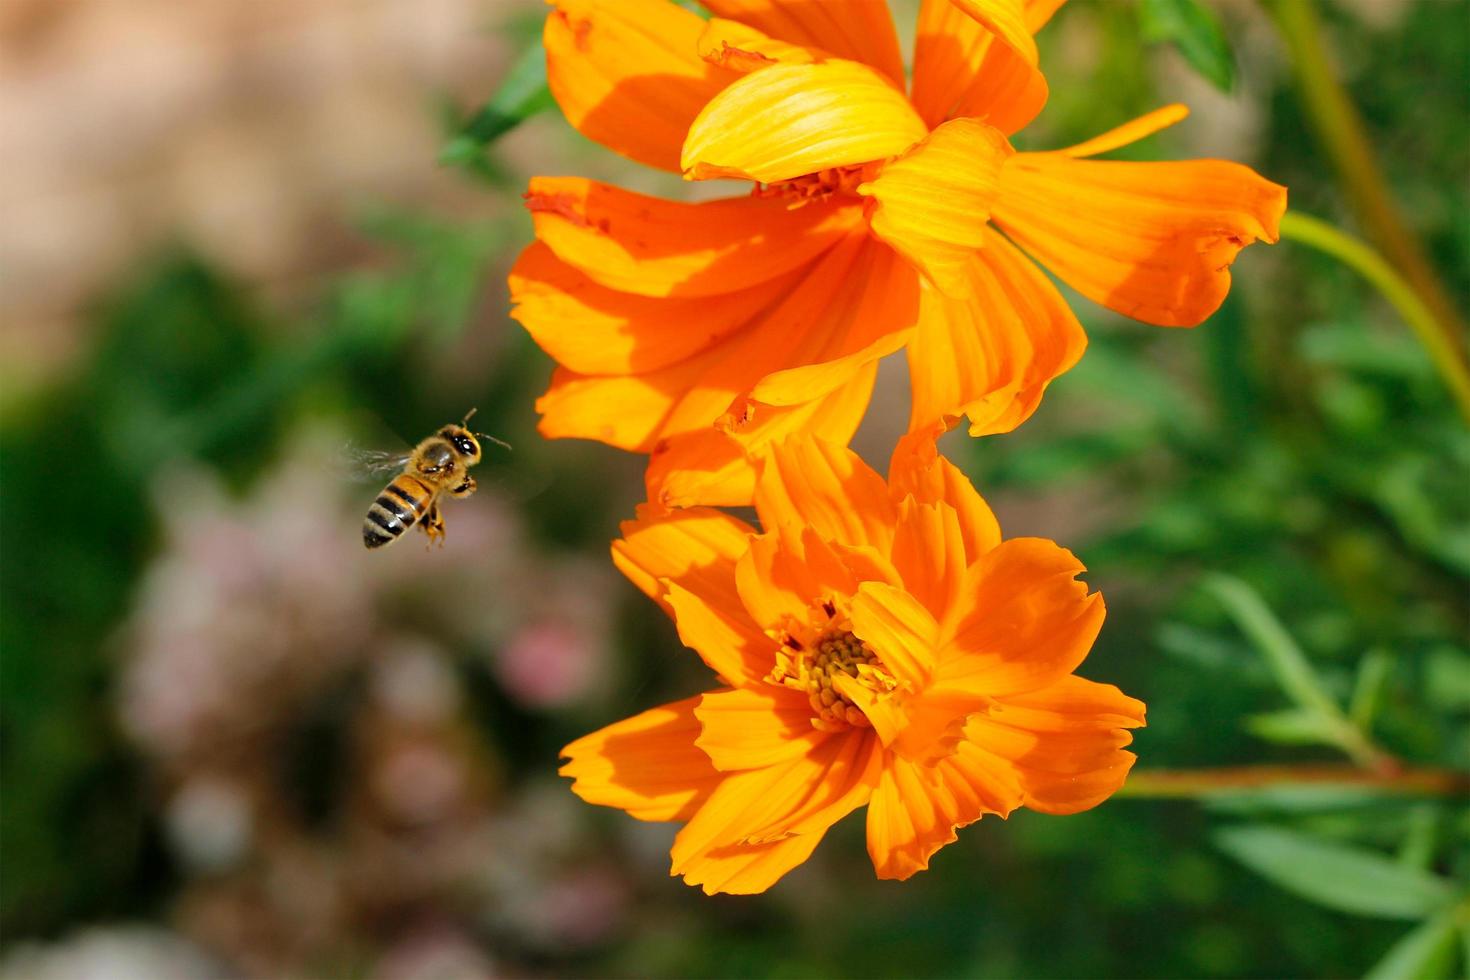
[1,0,1466,977]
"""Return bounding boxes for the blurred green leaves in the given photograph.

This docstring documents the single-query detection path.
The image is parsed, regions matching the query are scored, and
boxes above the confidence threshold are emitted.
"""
[1138,0,1236,92]
[441,40,552,180]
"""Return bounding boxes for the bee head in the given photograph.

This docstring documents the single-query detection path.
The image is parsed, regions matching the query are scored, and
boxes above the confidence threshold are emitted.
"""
[440,424,481,461]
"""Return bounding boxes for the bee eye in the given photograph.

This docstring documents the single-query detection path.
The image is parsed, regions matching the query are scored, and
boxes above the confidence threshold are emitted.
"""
[454,435,477,456]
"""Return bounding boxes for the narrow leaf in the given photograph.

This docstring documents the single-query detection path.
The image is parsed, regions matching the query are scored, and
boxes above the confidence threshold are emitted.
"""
[1138,0,1237,92]
[441,41,551,168]
[1350,648,1395,731]
[1245,708,1339,746]
[1364,912,1461,980]
[1215,826,1457,920]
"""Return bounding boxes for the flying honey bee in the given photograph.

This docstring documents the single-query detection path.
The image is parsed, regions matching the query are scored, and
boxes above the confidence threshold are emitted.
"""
[359,409,509,551]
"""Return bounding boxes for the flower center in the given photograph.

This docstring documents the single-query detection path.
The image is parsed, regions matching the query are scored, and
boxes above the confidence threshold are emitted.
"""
[754,163,876,206]
[770,624,898,731]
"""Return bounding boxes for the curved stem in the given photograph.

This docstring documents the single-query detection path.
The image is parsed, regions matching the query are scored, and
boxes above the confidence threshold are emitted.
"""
[1118,764,1470,800]
[1265,0,1466,353]
[1280,211,1470,425]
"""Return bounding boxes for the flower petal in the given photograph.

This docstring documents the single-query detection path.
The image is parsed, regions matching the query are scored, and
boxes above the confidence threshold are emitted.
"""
[695,686,829,770]
[848,581,939,689]
[671,732,877,892]
[525,177,859,298]
[560,695,722,821]
[734,529,860,635]
[675,833,826,896]
[991,152,1288,326]
[509,241,806,375]
[1059,103,1189,158]
[666,580,776,687]
[544,0,737,172]
[888,427,1004,564]
[933,538,1106,698]
[886,498,968,617]
[702,0,905,84]
[645,359,880,510]
[968,674,1145,814]
[754,438,896,551]
[697,17,821,73]
[612,503,755,615]
[865,743,1021,879]
[906,227,1087,435]
[860,119,1013,296]
[681,60,926,183]
[909,0,1048,133]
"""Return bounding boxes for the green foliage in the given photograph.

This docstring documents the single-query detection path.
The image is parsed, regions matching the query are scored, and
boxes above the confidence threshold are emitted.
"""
[1137,0,1237,92]
[441,40,553,181]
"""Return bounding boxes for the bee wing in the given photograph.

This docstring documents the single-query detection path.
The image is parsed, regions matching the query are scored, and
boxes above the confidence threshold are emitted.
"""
[340,445,413,478]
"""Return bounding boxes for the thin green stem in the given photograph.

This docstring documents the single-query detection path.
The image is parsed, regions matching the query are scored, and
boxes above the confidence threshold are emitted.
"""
[1265,0,1467,359]
[1117,765,1470,800]
[1280,211,1470,425]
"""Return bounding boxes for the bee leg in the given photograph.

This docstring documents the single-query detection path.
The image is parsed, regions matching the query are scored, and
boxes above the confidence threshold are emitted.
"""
[448,475,477,499]
[421,502,446,549]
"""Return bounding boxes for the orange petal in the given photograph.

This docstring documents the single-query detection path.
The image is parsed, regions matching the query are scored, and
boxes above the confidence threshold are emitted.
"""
[848,581,939,689]
[544,0,737,173]
[525,177,859,299]
[886,498,968,617]
[697,17,820,73]
[671,732,877,892]
[695,686,829,770]
[666,580,777,688]
[865,743,1021,879]
[611,503,754,614]
[910,0,1047,133]
[560,695,722,821]
[933,537,1105,697]
[906,227,1087,435]
[992,153,1288,327]
[1024,0,1068,32]
[1059,103,1189,158]
[681,60,926,183]
[860,119,1014,296]
[888,428,1004,564]
[675,833,826,896]
[734,529,860,635]
[645,359,880,510]
[967,674,1145,814]
[754,438,896,551]
[510,241,806,375]
[702,0,904,84]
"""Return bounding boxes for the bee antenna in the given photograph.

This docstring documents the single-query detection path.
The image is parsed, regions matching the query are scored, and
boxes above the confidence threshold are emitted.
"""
[475,431,512,451]
[461,407,479,426]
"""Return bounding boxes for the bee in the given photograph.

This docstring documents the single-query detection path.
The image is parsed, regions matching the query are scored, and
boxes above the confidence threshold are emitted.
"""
[360,409,509,551]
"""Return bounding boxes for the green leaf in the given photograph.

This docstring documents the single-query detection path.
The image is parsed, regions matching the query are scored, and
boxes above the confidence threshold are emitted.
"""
[1349,648,1395,731]
[441,41,552,169]
[1137,0,1237,92]
[1245,708,1339,746]
[1215,826,1458,920]
[1364,911,1462,980]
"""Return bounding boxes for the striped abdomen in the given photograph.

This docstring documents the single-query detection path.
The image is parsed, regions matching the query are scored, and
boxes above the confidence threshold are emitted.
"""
[363,474,434,549]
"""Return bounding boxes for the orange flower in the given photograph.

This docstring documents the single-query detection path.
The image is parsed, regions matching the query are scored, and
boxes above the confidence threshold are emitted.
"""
[511,0,1287,507]
[560,432,1145,894]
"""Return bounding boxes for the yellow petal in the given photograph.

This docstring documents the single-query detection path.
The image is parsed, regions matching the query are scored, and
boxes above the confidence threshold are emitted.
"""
[696,17,819,73]
[1058,103,1190,158]
[681,60,926,183]
[702,0,905,84]
[861,118,1013,296]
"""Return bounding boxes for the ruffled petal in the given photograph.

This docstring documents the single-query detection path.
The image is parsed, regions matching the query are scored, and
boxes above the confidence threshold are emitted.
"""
[991,152,1288,326]
[860,119,1013,296]
[681,60,926,183]
[509,241,804,375]
[702,0,905,84]
[560,695,722,821]
[888,427,1004,564]
[666,581,776,687]
[906,227,1087,435]
[886,498,968,617]
[967,674,1145,814]
[671,732,878,893]
[674,833,825,896]
[754,438,896,551]
[695,686,830,770]
[933,538,1106,698]
[909,0,1048,133]
[644,358,880,510]
[611,503,755,614]
[848,581,939,689]
[865,742,1021,879]
[525,177,859,298]
[544,0,737,173]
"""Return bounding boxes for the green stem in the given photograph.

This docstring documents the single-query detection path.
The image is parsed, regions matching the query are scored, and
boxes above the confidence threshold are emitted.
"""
[1279,211,1470,425]
[1265,0,1467,362]
[1118,764,1470,800]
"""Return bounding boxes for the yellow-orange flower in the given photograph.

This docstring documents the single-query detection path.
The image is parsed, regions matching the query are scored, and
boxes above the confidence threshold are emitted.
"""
[560,432,1145,894]
[511,0,1287,508]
